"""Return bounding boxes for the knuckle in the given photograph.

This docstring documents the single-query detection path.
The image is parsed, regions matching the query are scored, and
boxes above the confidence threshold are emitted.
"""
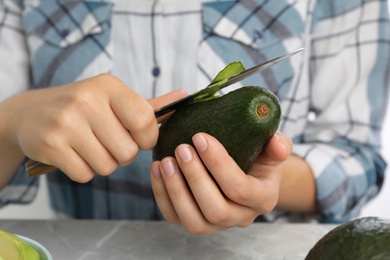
[163,214,181,225]
[254,190,279,214]
[88,73,118,89]
[38,133,68,161]
[206,207,230,226]
[95,72,114,81]
[130,108,158,150]
[69,87,96,112]
[238,217,255,228]
[50,107,75,131]
[68,172,94,183]
[167,188,183,201]
[58,81,103,120]
[77,175,94,183]
[42,130,62,150]
[185,223,213,235]
[117,146,138,166]
[182,169,203,184]
[49,99,89,134]
[95,73,125,90]
[226,184,252,203]
[258,200,278,215]
[96,160,118,176]
[134,106,155,131]
[133,114,158,143]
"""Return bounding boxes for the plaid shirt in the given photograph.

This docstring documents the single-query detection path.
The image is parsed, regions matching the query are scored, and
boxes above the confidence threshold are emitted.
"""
[0,0,389,223]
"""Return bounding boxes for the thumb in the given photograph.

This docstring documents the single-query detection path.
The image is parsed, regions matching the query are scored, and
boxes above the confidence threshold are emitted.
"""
[259,131,293,163]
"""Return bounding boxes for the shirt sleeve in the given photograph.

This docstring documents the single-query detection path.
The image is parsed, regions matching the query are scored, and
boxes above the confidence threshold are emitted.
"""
[0,1,38,206]
[0,159,39,207]
[293,0,390,223]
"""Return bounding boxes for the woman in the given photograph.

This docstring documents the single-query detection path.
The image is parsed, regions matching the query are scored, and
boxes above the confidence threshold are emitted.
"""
[0,0,388,234]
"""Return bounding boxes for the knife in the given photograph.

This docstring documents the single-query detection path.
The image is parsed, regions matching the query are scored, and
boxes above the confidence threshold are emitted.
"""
[154,47,304,118]
[25,48,304,177]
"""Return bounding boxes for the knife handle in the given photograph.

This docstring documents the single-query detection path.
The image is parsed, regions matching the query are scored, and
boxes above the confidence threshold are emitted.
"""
[25,159,57,177]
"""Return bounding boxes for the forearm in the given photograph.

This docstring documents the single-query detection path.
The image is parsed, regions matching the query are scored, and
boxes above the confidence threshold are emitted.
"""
[276,154,318,213]
[0,97,25,190]
[0,146,24,191]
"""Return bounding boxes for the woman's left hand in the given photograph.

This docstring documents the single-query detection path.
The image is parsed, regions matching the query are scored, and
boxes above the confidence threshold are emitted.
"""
[150,131,293,235]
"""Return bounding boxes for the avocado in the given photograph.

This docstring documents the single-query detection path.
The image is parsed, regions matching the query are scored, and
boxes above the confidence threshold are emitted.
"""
[153,86,281,173]
[306,216,390,260]
[0,230,41,260]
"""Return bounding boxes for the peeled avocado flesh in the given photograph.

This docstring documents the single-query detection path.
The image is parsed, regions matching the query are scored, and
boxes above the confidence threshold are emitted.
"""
[0,230,40,260]
[306,217,390,260]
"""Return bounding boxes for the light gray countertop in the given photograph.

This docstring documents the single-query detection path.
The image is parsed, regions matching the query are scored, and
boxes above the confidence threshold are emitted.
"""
[0,220,336,260]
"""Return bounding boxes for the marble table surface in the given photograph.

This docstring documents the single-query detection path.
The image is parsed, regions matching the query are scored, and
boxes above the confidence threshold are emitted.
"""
[0,220,336,260]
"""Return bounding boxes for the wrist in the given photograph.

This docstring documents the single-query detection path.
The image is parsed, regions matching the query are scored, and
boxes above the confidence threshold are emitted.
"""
[0,94,26,189]
[276,155,318,213]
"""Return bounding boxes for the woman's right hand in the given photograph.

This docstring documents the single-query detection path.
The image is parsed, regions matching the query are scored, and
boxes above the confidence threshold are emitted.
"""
[2,74,186,183]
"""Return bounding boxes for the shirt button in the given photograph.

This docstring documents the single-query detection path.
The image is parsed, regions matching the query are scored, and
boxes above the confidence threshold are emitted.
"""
[253,29,263,40]
[152,66,160,77]
[60,28,70,38]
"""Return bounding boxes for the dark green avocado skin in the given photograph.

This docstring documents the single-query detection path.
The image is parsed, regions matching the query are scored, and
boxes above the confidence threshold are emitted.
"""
[153,86,281,173]
[306,217,390,260]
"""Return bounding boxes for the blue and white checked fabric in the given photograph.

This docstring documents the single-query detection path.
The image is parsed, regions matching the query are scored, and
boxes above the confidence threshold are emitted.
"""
[0,0,389,223]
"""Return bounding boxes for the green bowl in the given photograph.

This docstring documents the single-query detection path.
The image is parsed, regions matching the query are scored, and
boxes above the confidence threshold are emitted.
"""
[17,235,52,260]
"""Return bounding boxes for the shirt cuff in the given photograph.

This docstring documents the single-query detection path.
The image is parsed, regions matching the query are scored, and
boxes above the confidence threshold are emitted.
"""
[0,158,39,207]
[292,142,385,223]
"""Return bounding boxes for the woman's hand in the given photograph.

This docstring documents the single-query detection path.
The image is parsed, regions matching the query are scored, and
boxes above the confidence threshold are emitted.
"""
[150,131,293,235]
[2,73,186,183]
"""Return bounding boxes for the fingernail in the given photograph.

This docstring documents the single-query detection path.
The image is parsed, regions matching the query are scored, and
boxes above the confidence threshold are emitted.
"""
[193,133,208,152]
[274,131,286,145]
[274,131,282,139]
[161,158,175,177]
[176,145,193,163]
[274,131,292,153]
[151,164,161,179]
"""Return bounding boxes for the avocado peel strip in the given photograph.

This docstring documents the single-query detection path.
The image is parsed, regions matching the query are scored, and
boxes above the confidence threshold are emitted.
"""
[192,61,246,102]
[207,61,246,88]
